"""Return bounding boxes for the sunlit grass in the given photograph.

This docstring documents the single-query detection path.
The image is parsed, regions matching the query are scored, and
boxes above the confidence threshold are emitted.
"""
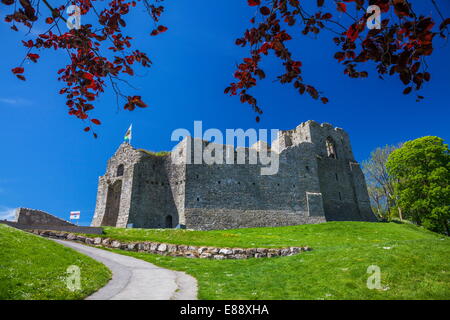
[100,222,450,300]
[0,224,111,300]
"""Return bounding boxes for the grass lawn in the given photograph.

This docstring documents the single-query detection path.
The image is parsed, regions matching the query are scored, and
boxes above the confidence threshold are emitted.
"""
[0,224,111,300]
[96,222,450,300]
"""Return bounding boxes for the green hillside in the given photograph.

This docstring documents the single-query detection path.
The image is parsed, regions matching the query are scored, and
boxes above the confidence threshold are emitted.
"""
[100,221,450,300]
[0,224,111,300]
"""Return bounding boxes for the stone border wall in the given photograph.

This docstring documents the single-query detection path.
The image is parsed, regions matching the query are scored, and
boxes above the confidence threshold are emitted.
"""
[31,229,312,260]
[0,221,104,235]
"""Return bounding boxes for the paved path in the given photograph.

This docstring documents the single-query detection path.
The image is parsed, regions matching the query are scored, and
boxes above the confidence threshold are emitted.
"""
[54,239,198,300]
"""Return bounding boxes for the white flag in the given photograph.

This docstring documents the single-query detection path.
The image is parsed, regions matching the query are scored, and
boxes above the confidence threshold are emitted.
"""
[70,211,80,220]
[124,124,132,143]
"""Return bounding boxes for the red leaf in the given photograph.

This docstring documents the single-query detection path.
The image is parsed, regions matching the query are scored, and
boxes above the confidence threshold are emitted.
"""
[27,53,39,63]
[157,25,168,33]
[84,127,91,132]
[91,119,101,125]
[248,0,260,7]
[346,24,359,42]
[403,87,412,95]
[337,2,347,13]
[12,67,24,74]
[45,17,54,24]
[260,6,270,15]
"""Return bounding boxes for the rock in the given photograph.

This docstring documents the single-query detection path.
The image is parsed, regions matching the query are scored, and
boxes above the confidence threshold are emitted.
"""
[93,237,102,245]
[67,233,76,240]
[167,244,178,253]
[280,249,290,256]
[232,248,244,254]
[188,246,197,251]
[158,243,167,252]
[213,255,225,260]
[245,248,257,255]
[208,247,219,254]
[111,240,121,248]
[303,246,312,251]
[143,242,151,251]
[200,253,212,259]
[219,248,233,255]
[197,247,208,254]
[85,238,94,245]
[256,248,268,254]
[75,235,86,242]
[127,243,137,251]
[150,243,159,251]
[289,247,301,254]
[101,238,111,246]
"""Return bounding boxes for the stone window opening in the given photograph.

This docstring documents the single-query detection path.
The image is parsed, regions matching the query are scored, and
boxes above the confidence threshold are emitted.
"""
[326,137,337,159]
[116,164,124,177]
[338,192,342,201]
[305,166,310,172]
[197,197,200,202]
[335,173,339,181]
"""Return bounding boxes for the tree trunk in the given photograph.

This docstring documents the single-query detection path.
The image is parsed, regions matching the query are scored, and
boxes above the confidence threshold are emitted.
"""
[397,206,403,221]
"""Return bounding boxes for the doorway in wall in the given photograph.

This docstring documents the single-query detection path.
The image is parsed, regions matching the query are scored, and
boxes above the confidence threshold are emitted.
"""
[101,180,122,226]
[165,215,173,228]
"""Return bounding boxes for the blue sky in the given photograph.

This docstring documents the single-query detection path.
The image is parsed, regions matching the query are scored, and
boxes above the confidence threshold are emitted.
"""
[0,1,449,225]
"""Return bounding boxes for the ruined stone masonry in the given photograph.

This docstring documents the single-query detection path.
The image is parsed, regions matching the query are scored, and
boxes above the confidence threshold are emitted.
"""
[91,120,377,230]
[14,208,75,227]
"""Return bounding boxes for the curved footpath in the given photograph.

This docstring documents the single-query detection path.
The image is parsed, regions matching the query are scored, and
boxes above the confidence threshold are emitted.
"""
[53,239,198,300]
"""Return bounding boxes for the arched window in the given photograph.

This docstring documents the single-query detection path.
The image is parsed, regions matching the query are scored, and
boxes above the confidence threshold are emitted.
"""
[165,215,173,228]
[117,164,124,177]
[326,137,337,159]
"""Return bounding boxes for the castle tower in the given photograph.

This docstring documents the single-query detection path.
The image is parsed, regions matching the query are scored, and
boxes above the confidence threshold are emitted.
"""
[91,143,140,227]
[273,120,375,222]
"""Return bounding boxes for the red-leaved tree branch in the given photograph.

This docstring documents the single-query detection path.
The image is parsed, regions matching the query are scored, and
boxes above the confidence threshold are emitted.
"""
[226,0,450,122]
[2,0,449,130]
[3,0,167,136]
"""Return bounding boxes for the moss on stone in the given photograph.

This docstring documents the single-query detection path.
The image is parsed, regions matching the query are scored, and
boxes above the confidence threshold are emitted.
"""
[137,149,171,157]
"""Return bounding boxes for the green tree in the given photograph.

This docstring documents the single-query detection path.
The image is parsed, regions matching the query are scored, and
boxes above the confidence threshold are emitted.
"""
[362,144,401,220]
[387,137,450,235]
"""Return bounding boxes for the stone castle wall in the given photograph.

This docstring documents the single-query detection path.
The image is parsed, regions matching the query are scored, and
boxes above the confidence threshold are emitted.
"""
[91,120,377,230]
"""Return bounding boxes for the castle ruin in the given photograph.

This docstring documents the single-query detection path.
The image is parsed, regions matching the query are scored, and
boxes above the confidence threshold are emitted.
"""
[91,120,377,230]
